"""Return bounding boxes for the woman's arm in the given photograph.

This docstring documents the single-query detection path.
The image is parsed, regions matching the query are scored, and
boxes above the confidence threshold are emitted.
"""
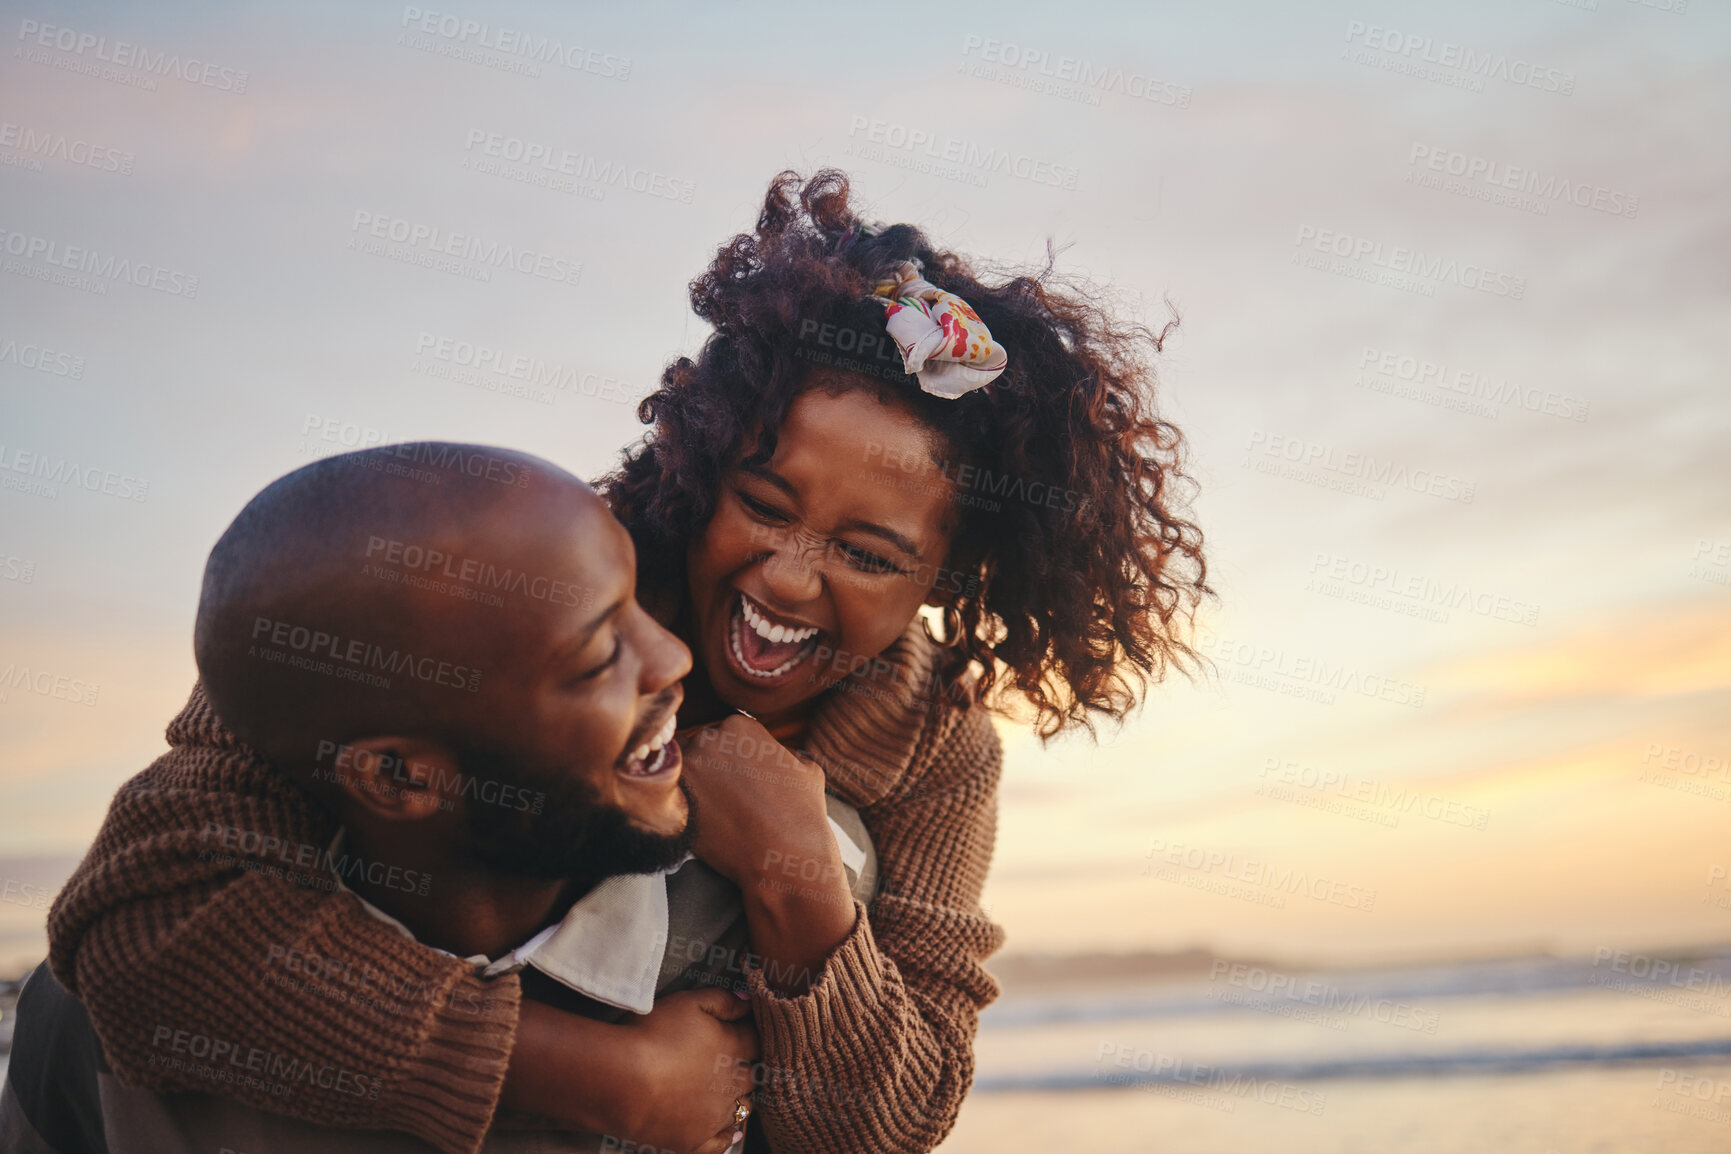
[679,717,858,996]
[49,689,517,1154]
[49,684,759,1154]
[680,703,1006,1153]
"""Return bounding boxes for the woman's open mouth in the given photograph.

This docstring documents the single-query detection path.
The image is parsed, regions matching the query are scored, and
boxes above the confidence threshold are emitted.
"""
[617,710,682,781]
[724,591,824,689]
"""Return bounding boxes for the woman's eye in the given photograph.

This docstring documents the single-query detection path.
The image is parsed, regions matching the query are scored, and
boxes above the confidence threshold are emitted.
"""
[736,491,788,523]
[840,543,902,575]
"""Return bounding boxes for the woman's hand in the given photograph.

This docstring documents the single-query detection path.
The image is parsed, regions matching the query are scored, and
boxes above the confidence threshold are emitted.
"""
[504,989,758,1153]
[679,715,859,994]
[679,715,833,890]
[617,989,759,1154]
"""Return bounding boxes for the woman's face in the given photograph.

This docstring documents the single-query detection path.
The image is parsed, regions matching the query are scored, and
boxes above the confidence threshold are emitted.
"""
[686,379,959,723]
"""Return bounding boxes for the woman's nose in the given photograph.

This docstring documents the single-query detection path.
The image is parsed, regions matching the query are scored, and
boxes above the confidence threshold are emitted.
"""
[760,529,826,602]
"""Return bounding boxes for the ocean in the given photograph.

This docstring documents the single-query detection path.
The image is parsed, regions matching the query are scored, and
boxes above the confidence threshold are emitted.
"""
[7,948,1729,1150]
[939,950,1731,1152]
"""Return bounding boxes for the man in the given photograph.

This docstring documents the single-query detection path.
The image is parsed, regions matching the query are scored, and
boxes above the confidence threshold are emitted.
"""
[3,445,871,1152]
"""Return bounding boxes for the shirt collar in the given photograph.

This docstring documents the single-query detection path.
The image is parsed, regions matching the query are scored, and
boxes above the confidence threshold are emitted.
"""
[328,814,866,1016]
[325,829,694,1014]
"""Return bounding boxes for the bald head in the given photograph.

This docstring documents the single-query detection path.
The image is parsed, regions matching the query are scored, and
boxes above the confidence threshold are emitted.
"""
[196,442,623,774]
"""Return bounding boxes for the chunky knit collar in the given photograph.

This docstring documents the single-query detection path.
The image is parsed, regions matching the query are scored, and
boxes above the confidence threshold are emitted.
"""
[802,616,954,809]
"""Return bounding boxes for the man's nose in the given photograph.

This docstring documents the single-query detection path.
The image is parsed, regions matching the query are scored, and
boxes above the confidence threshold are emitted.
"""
[637,604,692,693]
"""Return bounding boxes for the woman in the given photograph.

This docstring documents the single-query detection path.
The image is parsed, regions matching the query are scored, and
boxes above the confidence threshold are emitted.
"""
[607,169,1211,1150]
[48,168,1209,1153]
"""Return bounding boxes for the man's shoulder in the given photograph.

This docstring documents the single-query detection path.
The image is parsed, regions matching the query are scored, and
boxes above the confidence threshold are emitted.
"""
[4,965,512,1153]
[4,964,110,1153]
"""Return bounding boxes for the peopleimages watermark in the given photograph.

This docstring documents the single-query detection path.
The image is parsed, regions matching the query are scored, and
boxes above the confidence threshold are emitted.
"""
[1307,550,1540,628]
[670,936,817,997]
[598,1138,677,1154]
[461,130,694,204]
[1638,741,1731,804]
[1405,144,1637,220]
[1588,947,1731,1015]
[263,940,486,1016]
[347,210,582,287]
[957,34,1191,110]
[297,413,407,461]
[248,615,483,693]
[1704,865,1731,912]
[148,1025,380,1101]
[309,739,545,817]
[741,522,980,606]
[1293,224,1526,300]
[0,443,149,503]
[1143,838,1378,912]
[688,725,827,798]
[199,822,432,898]
[801,639,969,713]
[0,333,86,379]
[1354,345,1589,424]
[1198,629,1426,709]
[397,7,631,80]
[14,19,250,93]
[362,534,595,610]
[861,438,1086,516]
[1258,757,1490,831]
[1244,429,1476,505]
[1653,1069,1731,1126]
[709,1055,863,1113]
[0,226,200,297]
[351,442,534,489]
[0,662,100,707]
[1208,960,1442,1034]
[1093,1043,1327,1115]
[412,331,642,408]
[843,115,1080,191]
[0,550,36,583]
[0,876,54,911]
[297,422,540,488]
[1553,0,1689,14]
[1690,539,1730,589]
[1341,20,1575,96]
[756,848,855,912]
[0,120,134,175]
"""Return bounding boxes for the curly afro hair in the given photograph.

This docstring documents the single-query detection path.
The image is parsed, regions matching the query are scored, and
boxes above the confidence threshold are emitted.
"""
[602,169,1211,739]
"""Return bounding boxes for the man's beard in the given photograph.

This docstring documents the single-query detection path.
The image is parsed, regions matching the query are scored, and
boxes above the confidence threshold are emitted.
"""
[458,747,695,884]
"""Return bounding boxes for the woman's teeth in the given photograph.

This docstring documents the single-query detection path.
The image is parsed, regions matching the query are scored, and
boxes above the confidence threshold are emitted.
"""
[741,597,818,644]
[730,593,821,680]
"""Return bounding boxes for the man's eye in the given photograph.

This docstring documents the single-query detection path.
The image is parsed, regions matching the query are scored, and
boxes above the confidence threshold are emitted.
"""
[575,636,622,680]
[840,543,902,575]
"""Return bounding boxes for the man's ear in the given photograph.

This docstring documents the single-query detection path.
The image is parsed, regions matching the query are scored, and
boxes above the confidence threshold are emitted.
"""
[319,736,458,823]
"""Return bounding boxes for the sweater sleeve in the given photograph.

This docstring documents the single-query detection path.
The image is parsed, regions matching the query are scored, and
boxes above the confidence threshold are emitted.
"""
[45,684,520,1154]
[743,700,1006,1153]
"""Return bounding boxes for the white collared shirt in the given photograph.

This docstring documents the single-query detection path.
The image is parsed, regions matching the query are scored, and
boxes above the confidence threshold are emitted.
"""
[329,816,868,1015]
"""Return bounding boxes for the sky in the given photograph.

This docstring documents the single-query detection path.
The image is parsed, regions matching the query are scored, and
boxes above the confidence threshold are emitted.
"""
[1,0,1728,972]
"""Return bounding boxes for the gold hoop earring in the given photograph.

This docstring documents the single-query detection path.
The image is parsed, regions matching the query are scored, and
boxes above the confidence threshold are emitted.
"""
[922,606,965,649]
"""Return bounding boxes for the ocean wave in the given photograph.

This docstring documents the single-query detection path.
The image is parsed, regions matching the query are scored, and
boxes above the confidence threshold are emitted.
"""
[975,1036,1731,1091]
[982,951,1731,1029]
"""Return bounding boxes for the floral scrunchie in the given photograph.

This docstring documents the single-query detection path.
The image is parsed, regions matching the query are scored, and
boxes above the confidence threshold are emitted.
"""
[870,260,1008,399]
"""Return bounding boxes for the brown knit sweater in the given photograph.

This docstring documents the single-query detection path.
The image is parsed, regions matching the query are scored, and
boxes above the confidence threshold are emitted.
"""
[47,619,1006,1154]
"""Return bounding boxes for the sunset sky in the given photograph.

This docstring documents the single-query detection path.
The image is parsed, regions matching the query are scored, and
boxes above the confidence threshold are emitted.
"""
[2,0,1727,972]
